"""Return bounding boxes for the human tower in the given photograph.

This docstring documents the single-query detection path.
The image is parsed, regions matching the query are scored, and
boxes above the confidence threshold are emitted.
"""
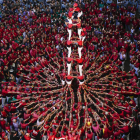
[64,3,86,86]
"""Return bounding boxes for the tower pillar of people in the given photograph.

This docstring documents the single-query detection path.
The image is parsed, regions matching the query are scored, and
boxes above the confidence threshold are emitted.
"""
[64,3,86,86]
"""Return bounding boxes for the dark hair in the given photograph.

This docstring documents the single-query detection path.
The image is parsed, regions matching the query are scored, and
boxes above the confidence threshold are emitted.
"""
[34,126,37,131]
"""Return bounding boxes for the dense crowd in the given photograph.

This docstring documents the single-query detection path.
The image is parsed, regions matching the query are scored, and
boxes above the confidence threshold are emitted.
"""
[0,0,140,140]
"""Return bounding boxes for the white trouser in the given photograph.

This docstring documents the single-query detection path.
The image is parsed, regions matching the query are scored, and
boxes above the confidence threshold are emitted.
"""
[67,63,71,75]
[78,28,82,40]
[81,36,86,41]
[66,80,72,85]
[62,80,65,85]
[79,81,84,85]
[67,47,71,58]
[2,97,6,107]
[67,29,72,40]
[77,11,83,18]
[78,47,83,58]
[79,65,83,76]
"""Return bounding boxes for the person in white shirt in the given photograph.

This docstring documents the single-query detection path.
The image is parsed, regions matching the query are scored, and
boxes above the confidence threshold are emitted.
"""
[37,117,44,127]
[131,26,135,34]
[120,51,126,61]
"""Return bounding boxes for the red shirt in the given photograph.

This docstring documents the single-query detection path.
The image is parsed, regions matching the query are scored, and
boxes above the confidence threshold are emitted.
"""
[88,45,95,50]
[0,120,6,129]
[5,125,10,132]
[86,132,93,139]
[1,111,7,118]
[21,123,28,130]
[24,135,31,140]
[78,40,83,46]
[134,62,140,68]
[47,134,55,140]
[120,126,129,133]
[103,128,109,138]
[2,89,8,97]
[114,130,123,137]
[125,17,131,25]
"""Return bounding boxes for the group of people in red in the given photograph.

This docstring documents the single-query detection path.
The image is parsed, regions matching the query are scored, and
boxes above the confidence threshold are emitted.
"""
[0,0,140,140]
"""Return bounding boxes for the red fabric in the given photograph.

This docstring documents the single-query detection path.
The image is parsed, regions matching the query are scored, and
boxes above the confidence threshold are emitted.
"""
[24,135,31,140]
[0,120,6,129]
[76,58,83,63]
[68,24,73,29]
[78,40,83,46]
[67,75,73,80]
[86,132,93,139]
[77,23,81,28]
[75,7,80,12]
[78,75,84,80]
[74,3,78,7]
[68,12,73,18]
[67,40,72,45]
[68,58,73,61]
[21,123,28,130]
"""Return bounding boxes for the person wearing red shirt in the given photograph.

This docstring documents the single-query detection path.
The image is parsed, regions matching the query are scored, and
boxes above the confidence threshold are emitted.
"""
[88,43,95,52]
[0,118,6,130]
[30,48,37,58]
[102,45,109,54]
[1,108,7,119]
[116,59,122,67]
[68,130,79,140]
[120,123,130,140]
[24,133,31,140]
[110,52,118,62]
[85,130,93,140]
[20,120,28,130]
[109,36,116,44]
[91,35,98,50]
[47,130,56,140]
[114,128,123,138]
[77,40,83,58]
[125,14,131,31]
[103,124,109,139]
[0,129,6,139]
[5,123,10,133]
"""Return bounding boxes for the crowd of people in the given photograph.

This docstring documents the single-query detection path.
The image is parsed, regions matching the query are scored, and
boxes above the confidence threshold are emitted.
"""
[0,0,140,140]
